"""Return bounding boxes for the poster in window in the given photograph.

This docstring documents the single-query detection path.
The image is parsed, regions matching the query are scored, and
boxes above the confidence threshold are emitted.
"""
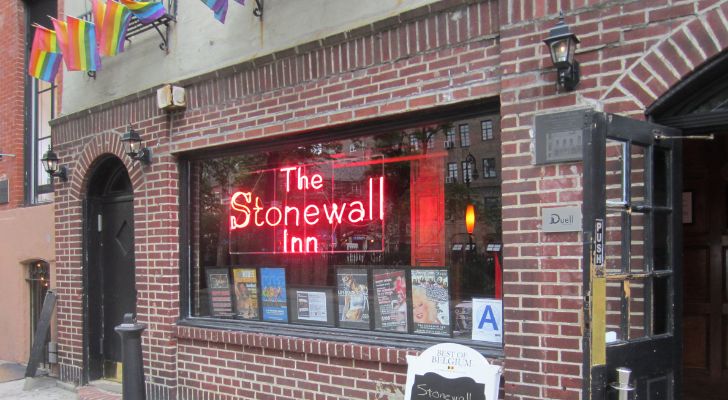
[336,268,370,329]
[372,269,408,332]
[232,268,259,320]
[410,269,450,336]
[289,287,335,326]
[260,267,288,322]
[205,268,233,317]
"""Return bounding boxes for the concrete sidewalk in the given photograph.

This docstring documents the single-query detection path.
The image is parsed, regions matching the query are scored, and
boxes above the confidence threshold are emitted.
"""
[0,377,77,399]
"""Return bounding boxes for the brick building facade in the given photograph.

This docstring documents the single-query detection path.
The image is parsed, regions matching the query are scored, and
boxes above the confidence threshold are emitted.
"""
[48,0,728,399]
[0,0,57,366]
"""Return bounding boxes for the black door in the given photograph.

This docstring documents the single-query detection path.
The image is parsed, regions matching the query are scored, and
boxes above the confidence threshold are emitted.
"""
[85,158,136,381]
[584,113,682,399]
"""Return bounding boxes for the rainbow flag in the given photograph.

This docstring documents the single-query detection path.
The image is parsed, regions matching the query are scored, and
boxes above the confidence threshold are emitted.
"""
[91,0,106,47]
[52,16,101,72]
[202,0,246,23]
[120,0,166,24]
[99,0,133,56]
[201,0,229,23]
[28,25,62,82]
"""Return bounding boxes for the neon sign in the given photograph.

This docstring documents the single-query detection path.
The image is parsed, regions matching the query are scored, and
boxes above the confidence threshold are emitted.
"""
[229,165,385,254]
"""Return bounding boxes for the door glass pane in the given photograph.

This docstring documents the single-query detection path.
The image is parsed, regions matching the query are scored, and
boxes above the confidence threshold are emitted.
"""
[606,280,624,341]
[653,212,670,270]
[630,143,648,204]
[630,212,646,273]
[628,279,647,339]
[606,139,626,205]
[653,277,670,335]
[653,147,670,207]
[606,210,626,274]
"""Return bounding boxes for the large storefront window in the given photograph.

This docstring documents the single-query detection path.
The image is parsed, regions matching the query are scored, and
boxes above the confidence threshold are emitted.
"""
[187,114,502,344]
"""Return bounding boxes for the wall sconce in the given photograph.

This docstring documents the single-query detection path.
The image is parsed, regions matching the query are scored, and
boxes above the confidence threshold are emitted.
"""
[121,124,152,165]
[41,148,68,182]
[464,153,479,186]
[543,13,580,91]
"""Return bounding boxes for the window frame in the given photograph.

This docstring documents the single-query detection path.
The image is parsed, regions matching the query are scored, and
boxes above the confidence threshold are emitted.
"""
[447,162,458,179]
[177,100,504,355]
[459,123,470,147]
[481,120,494,141]
[483,158,497,178]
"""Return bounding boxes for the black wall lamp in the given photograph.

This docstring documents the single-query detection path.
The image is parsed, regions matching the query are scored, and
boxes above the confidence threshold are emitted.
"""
[464,153,479,186]
[41,147,68,182]
[543,13,580,91]
[121,124,152,165]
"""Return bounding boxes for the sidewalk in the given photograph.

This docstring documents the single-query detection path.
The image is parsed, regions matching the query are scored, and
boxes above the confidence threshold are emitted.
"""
[0,377,77,399]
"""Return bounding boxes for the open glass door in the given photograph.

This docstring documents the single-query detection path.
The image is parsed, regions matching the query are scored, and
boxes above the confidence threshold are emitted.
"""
[584,113,682,399]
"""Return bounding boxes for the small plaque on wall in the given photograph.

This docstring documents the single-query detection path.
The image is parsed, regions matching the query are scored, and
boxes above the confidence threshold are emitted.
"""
[0,179,7,204]
[534,109,590,164]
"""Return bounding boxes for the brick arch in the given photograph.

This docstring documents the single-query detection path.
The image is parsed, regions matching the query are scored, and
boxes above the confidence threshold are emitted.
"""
[600,1,728,114]
[66,131,144,201]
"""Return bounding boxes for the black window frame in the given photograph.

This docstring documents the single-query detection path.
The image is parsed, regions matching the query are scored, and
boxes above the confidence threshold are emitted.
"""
[483,158,497,178]
[177,99,504,355]
[481,120,494,140]
[24,0,58,205]
[459,123,470,147]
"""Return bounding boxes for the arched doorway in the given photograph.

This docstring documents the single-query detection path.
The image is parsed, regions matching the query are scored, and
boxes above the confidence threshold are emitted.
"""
[649,51,728,400]
[84,156,137,382]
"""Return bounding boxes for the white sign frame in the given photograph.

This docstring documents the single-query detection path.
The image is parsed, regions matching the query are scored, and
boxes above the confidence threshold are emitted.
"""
[404,343,502,400]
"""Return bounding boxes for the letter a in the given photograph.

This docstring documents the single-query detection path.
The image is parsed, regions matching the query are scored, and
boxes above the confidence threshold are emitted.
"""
[478,305,498,330]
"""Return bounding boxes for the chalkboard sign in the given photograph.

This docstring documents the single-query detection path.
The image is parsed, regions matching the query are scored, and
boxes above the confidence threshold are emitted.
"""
[412,373,485,400]
[25,291,56,377]
[404,343,502,400]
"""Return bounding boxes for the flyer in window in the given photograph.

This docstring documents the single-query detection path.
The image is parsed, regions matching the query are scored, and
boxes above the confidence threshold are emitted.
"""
[410,269,450,336]
[232,268,259,320]
[372,269,408,332]
[337,268,370,329]
[296,290,328,322]
[205,268,233,317]
[260,267,288,322]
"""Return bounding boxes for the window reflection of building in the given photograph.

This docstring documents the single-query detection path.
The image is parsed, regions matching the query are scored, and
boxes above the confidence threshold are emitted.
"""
[481,120,493,140]
[483,158,497,178]
[447,163,458,180]
[443,115,502,306]
[459,124,470,147]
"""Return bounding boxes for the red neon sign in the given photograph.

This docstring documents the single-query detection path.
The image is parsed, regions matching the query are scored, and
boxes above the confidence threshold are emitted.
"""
[229,165,385,254]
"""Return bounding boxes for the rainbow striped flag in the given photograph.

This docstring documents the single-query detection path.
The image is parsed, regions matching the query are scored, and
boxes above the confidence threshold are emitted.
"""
[28,25,62,82]
[201,0,229,23]
[98,0,133,56]
[120,0,166,24]
[201,0,246,23]
[91,0,106,48]
[52,16,101,72]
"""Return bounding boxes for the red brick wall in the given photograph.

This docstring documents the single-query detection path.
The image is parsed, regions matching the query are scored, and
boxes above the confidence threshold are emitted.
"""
[0,1,27,208]
[49,0,728,399]
[498,1,728,399]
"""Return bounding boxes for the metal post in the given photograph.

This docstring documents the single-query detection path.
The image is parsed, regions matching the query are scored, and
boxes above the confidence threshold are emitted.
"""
[115,313,146,400]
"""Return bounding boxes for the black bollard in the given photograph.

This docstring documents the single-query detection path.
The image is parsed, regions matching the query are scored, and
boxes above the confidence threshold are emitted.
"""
[115,313,147,400]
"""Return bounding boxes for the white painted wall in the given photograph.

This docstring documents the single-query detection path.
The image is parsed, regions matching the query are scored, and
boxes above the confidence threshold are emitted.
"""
[61,0,439,114]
